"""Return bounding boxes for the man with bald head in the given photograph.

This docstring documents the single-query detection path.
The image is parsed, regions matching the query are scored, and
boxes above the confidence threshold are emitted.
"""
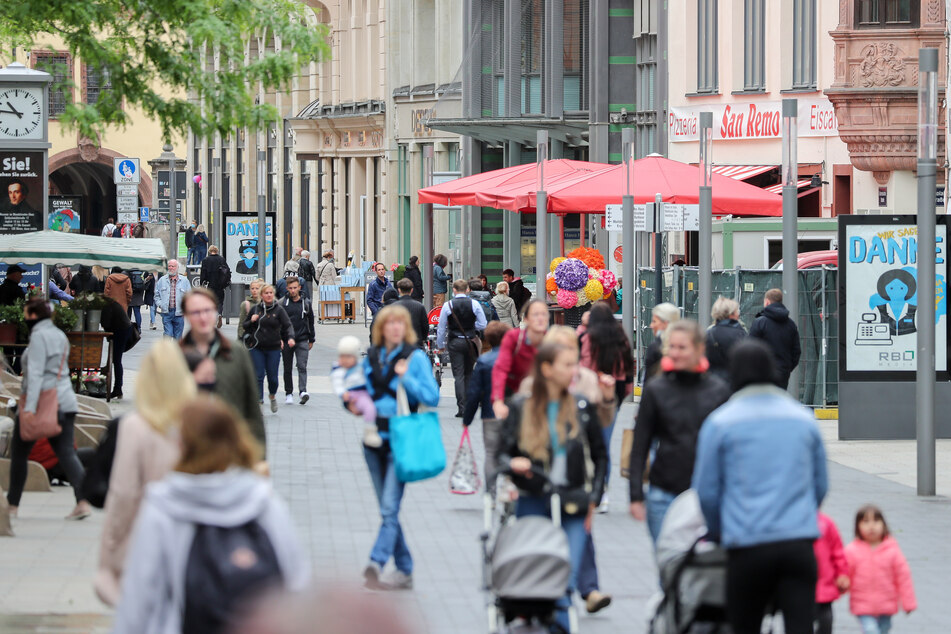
[154,259,192,339]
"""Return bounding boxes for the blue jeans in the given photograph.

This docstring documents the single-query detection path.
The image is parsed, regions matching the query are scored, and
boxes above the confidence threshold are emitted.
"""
[516,495,587,632]
[858,615,892,634]
[577,531,600,597]
[646,485,678,544]
[149,304,157,326]
[127,305,141,328]
[363,444,412,574]
[602,420,615,487]
[161,312,184,339]
[187,247,198,265]
[249,348,281,399]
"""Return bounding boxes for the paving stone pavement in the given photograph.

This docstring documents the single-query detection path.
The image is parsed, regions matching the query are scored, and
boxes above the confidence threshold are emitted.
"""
[0,322,949,632]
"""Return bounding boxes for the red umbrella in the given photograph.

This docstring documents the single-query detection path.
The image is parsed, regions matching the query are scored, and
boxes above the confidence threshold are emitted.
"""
[490,156,783,217]
[417,159,611,207]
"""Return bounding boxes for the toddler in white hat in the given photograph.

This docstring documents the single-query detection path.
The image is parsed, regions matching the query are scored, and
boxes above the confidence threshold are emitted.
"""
[330,335,380,447]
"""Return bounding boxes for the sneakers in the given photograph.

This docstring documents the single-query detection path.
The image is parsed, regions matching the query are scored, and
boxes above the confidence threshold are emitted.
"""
[585,590,612,614]
[363,561,383,590]
[380,569,413,590]
[597,493,610,514]
[285,394,294,405]
[150,323,157,330]
[65,502,92,521]
[269,397,278,413]
[299,392,310,405]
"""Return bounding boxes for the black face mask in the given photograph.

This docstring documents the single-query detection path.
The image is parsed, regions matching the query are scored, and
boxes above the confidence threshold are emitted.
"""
[25,318,39,332]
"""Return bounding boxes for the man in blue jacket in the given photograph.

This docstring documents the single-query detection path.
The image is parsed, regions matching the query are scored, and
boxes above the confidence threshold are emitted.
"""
[692,338,827,634]
[366,262,392,316]
[154,260,192,340]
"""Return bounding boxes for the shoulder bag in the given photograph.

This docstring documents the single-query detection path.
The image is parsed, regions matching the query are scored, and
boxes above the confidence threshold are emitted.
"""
[389,380,445,483]
[19,350,67,442]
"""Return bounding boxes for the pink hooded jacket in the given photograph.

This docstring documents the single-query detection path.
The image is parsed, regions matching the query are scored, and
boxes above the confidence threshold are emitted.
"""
[845,536,917,616]
[814,512,849,604]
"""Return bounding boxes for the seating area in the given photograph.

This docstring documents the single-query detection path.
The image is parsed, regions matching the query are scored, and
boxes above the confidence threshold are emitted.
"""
[316,260,373,325]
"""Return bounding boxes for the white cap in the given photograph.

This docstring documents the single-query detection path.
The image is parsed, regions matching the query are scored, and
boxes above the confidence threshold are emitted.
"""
[284,260,300,273]
[337,335,362,357]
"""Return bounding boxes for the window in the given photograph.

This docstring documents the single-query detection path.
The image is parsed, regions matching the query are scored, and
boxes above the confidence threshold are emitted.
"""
[563,0,589,111]
[83,64,111,105]
[792,0,817,89]
[520,0,544,114]
[743,0,765,90]
[32,51,72,117]
[855,0,919,28]
[697,0,718,93]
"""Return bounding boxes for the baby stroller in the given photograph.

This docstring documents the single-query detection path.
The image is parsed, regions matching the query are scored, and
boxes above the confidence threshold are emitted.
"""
[648,490,729,634]
[481,470,577,634]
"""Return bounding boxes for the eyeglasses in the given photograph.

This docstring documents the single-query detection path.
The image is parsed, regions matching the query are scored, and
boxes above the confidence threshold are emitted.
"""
[186,308,217,318]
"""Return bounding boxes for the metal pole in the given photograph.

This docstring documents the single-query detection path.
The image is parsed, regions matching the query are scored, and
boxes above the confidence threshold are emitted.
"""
[536,131,549,287]
[698,112,713,329]
[213,155,221,251]
[169,153,178,262]
[781,98,799,396]
[654,193,663,306]
[422,146,434,306]
[257,146,267,283]
[622,128,635,343]
[916,48,938,497]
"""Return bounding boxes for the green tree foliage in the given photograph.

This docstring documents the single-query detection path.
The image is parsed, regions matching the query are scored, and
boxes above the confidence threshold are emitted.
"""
[0,0,330,141]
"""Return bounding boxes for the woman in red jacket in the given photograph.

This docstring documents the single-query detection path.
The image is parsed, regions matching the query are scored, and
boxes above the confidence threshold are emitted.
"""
[491,299,549,420]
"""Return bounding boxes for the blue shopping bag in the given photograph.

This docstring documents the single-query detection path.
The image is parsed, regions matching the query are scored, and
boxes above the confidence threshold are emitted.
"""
[389,382,446,483]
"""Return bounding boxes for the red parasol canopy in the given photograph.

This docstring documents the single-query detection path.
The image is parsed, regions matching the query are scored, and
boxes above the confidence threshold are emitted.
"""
[416,159,612,208]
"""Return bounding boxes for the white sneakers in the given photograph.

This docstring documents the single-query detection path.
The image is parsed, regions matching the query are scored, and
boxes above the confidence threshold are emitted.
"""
[299,392,310,404]
[285,394,294,405]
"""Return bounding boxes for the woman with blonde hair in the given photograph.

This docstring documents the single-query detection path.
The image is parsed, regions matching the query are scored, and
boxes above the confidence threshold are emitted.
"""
[113,395,309,633]
[491,280,520,327]
[237,278,265,341]
[360,304,439,591]
[94,339,198,606]
[499,342,608,629]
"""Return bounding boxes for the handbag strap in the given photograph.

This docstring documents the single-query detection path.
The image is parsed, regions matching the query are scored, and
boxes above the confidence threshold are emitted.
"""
[55,349,67,380]
[396,380,410,417]
[459,427,471,447]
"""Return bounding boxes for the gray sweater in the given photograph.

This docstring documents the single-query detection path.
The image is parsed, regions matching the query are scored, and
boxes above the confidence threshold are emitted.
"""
[22,319,77,414]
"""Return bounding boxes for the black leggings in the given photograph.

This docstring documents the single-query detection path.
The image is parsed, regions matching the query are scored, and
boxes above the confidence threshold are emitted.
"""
[7,411,85,507]
[727,539,817,634]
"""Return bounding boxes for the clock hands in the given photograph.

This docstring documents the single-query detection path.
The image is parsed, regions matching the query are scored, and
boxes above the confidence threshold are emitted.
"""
[4,102,23,119]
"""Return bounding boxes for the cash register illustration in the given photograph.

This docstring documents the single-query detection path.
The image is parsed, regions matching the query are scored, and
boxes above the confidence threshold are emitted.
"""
[855,312,893,346]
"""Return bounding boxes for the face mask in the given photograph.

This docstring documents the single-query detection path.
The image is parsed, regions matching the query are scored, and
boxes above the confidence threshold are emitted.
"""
[25,318,39,331]
[197,381,217,393]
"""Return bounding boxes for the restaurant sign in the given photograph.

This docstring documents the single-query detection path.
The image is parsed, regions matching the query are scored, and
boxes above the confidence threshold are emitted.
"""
[668,98,839,143]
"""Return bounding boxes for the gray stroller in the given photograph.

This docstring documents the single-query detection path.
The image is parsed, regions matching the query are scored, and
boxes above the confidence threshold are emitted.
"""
[648,490,729,634]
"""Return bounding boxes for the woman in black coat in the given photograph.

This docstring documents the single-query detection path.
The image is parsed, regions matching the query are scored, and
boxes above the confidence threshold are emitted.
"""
[705,297,747,382]
[242,284,294,412]
[404,256,424,302]
[143,273,157,330]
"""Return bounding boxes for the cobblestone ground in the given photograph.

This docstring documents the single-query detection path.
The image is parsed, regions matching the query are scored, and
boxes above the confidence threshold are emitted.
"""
[0,322,949,632]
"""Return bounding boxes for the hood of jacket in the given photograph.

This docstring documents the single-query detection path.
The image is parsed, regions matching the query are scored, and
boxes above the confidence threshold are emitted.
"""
[107,273,129,284]
[762,302,790,322]
[470,290,491,302]
[146,469,272,528]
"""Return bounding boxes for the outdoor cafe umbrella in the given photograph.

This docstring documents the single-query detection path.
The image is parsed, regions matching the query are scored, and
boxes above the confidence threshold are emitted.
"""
[0,231,167,271]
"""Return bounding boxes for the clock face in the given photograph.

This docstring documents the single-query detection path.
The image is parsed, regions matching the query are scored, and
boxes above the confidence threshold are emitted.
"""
[0,87,43,140]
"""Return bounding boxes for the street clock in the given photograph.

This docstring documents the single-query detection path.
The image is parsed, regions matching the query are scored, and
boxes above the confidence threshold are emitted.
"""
[0,86,44,139]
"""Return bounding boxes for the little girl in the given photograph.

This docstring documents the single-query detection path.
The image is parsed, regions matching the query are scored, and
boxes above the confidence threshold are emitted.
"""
[330,336,380,448]
[845,505,917,634]
[814,511,850,634]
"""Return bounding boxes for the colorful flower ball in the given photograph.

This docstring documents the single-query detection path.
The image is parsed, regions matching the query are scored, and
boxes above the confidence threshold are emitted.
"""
[550,257,567,273]
[556,288,578,309]
[545,275,558,293]
[584,279,604,302]
[575,290,591,306]
[600,270,618,293]
[553,258,589,291]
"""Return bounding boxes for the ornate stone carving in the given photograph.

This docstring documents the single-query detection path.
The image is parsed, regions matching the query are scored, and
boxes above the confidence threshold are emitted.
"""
[77,136,100,162]
[859,43,905,87]
[927,0,942,24]
[840,0,849,27]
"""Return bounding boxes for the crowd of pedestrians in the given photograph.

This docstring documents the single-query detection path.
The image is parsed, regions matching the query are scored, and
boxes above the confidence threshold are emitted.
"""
[2,247,924,634]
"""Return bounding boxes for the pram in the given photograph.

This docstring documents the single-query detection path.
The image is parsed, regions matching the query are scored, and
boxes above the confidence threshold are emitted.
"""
[481,471,577,634]
[648,490,729,634]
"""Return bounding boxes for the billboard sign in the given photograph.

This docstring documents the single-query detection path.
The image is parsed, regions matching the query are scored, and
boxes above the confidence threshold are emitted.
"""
[222,212,276,284]
[0,150,44,234]
[48,196,82,232]
[839,216,948,380]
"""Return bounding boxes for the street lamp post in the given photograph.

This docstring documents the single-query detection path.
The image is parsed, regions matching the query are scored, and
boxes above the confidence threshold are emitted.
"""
[257,136,267,282]
[422,145,434,307]
[781,98,799,395]
[622,128,635,342]
[698,112,713,329]
[916,48,938,497]
[536,131,549,286]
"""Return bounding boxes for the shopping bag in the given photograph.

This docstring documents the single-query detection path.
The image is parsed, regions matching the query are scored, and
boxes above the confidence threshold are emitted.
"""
[449,427,480,495]
[389,382,446,483]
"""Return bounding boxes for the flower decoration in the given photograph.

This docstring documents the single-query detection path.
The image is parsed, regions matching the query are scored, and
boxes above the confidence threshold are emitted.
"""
[575,290,591,306]
[584,278,604,302]
[556,288,578,309]
[550,257,566,273]
[553,258,589,291]
[545,274,558,294]
[599,270,617,293]
[567,246,605,271]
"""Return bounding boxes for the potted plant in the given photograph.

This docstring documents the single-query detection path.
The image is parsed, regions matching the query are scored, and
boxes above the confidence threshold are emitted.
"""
[0,302,22,345]
[68,295,88,332]
[53,302,80,332]
[84,293,107,331]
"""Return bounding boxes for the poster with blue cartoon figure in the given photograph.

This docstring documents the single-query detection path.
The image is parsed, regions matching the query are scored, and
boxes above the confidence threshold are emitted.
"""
[222,212,276,285]
[844,221,947,373]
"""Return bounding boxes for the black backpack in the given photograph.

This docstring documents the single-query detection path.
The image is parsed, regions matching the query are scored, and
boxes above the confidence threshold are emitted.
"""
[112,225,121,238]
[217,262,232,288]
[130,271,144,292]
[475,295,498,322]
[182,521,283,634]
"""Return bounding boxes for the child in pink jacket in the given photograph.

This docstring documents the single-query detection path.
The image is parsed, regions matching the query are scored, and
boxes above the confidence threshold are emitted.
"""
[845,505,916,634]
[814,512,850,634]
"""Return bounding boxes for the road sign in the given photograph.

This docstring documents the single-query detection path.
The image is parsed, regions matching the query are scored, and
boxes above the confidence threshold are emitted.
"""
[613,245,623,263]
[114,157,141,184]
[634,204,654,232]
[139,207,150,222]
[662,204,685,231]
[116,183,137,197]
[117,212,138,224]
[605,204,622,232]
[117,196,138,212]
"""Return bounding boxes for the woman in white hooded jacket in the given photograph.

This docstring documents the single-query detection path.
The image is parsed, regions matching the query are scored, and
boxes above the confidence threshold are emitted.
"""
[113,396,309,634]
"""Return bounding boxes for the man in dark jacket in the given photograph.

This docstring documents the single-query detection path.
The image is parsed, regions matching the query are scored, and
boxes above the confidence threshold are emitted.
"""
[199,245,230,312]
[502,269,532,315]
[0,265,26,306]
[395,278,429,347]
[705,297,747,382]
[280,277,315,405]
[404,256,425,302]
[749,288,802,390]
[297,250,316,300]
[69,265,101,294]
[366,262,392,315]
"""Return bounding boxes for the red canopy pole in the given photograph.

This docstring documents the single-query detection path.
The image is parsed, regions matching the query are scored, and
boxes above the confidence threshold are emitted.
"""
[559,215,566,256]
[580,214,586,247]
